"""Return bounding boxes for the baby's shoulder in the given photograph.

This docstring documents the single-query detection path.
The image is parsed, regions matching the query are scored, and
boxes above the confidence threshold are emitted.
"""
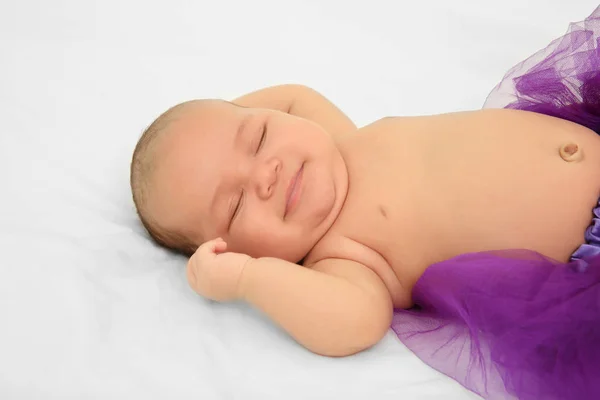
[302,234,346,267]
[303,233,412,307]
[303,233,381,270]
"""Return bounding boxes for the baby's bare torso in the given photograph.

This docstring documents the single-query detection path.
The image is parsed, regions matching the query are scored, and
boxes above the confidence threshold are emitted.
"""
[307,108,600,307]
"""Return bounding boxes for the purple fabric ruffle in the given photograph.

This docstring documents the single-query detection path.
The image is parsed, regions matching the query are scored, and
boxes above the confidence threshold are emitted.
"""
[572,197,600,263]
[392,251,600,400]
[392,6,600,400]
[483,5,600,133]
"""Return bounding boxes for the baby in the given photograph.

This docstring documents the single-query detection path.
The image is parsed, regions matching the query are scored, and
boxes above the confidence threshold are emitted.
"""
[131,82,600,349]
[131,9,600,399]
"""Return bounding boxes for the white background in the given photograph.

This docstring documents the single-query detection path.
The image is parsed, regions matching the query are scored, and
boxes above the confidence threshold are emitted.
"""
[1,1,597,399]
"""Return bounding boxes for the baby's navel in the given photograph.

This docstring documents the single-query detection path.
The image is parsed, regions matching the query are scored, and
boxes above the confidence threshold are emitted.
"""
[378,205,388,219]
[559,142,583,162]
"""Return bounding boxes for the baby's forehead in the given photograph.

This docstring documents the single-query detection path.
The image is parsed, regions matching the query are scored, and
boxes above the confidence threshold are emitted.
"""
[154,99,253,169]
[170,99,243,135]
[149,101,239,241]
[185,99,242,119]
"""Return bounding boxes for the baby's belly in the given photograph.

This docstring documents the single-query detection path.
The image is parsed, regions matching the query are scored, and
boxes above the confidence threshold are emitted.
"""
[420,109,600,264]
[344,109,600,293]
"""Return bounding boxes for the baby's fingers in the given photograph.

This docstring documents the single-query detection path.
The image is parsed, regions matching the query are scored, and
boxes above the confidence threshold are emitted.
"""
[210,237,227,254]
[194,238,227,258]
[187,239,222,283]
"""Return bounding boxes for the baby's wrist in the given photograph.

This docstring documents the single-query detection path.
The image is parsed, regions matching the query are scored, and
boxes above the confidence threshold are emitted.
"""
[236,256,257,301]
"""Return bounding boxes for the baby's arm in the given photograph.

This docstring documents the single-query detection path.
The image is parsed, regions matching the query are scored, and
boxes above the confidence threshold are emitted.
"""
[187,239,392,357]
[232,84,357,141]
[240,257,393,357]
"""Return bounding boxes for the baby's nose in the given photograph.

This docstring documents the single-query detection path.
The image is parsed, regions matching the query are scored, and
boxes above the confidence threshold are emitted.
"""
[254,158,281,199]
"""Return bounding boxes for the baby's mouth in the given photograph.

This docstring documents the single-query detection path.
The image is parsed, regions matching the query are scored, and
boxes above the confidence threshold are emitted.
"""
[284,163,304,218]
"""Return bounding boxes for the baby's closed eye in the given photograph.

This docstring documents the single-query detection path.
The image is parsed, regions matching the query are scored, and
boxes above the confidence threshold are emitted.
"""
[254,123,267,154]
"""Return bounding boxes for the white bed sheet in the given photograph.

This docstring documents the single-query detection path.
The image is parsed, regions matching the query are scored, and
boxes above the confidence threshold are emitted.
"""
[1,1,597,398]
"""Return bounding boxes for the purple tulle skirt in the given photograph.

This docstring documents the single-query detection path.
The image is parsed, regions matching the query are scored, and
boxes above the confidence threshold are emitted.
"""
[392,7,600,400]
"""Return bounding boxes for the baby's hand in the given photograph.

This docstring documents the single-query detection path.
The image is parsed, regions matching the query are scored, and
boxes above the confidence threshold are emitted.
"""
[186,238,252,302]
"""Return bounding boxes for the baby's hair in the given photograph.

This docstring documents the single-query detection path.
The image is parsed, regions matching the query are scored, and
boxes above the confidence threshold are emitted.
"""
[130,101,199,256]
[131,99,244,255]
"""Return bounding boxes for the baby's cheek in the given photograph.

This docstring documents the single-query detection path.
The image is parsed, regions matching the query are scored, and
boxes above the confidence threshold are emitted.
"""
[232,215,288,257]
[226,232,268,258]
[247,235,285,258]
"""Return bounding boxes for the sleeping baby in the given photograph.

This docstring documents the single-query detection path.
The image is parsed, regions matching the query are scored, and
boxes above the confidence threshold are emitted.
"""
[130,8,600,400]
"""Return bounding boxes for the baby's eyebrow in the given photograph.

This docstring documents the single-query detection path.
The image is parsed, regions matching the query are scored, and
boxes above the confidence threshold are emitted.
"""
[234,115,251,148]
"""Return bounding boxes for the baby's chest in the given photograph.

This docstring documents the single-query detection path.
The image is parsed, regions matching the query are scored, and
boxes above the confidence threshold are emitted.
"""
[327,148,434,290]
[336,110,600,276]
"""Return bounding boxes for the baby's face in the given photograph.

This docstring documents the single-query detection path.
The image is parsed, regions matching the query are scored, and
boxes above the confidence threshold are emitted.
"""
[149,101,348,262]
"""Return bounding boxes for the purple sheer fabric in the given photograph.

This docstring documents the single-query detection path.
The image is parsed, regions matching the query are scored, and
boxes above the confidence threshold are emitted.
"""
[483,6,600,133]
[392,251,600,400]
[572,197,600,263]
[392,7,600,400]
